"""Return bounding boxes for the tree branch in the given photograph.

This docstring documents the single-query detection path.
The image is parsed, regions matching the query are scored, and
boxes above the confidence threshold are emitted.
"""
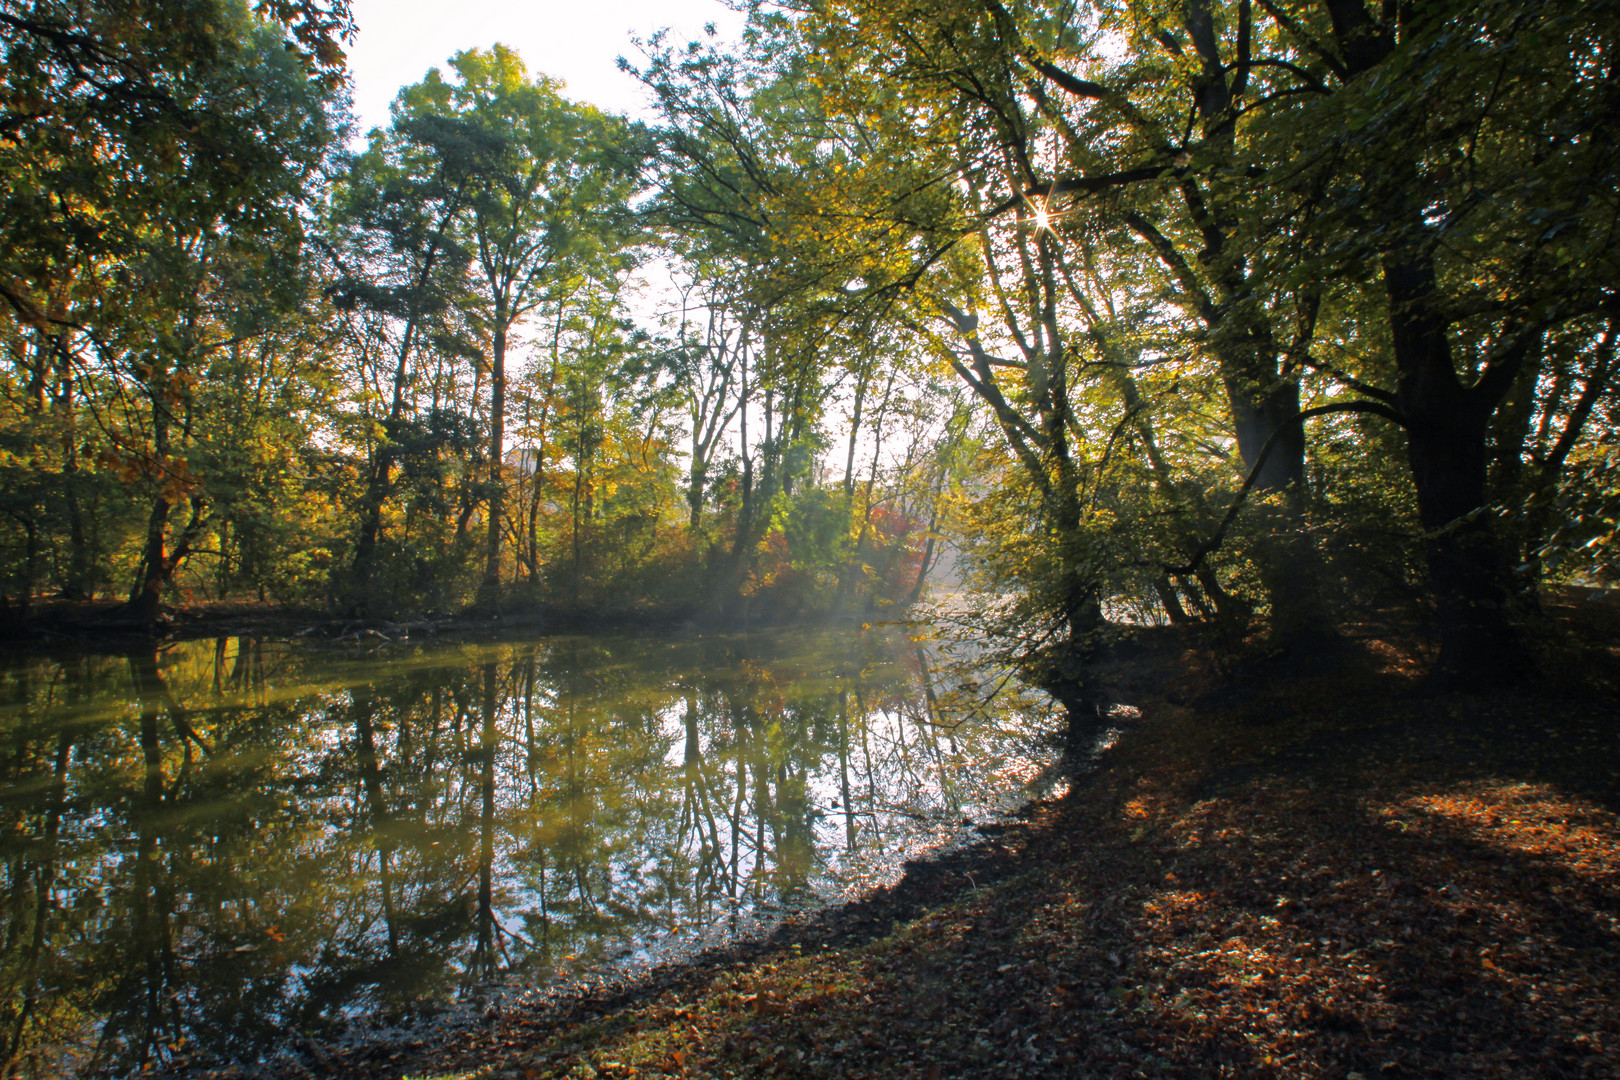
[1163,400,1406,576]
[1543,315,1617,480]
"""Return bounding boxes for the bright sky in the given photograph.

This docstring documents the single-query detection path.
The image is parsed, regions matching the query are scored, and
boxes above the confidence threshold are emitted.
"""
[345,0,748,135]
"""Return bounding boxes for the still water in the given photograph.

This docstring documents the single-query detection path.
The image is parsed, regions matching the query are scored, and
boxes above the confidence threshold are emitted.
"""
[0,626,1058,1077]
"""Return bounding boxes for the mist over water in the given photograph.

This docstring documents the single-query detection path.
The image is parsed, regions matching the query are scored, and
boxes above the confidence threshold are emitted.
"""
[0,626,1058,1077]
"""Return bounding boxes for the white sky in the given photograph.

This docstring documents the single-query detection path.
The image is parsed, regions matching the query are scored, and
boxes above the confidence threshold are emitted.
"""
[345,0,748,135]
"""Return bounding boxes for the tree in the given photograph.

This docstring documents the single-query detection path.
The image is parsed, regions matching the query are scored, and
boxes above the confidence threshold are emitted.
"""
[637,19,923,617]
[326,110,485,609]
[656,270,749,533]
[769,0,1619,685]
[0,0,351,317]
[392,47,647,605]
[0,2,341,623]
[1260,0,1620,682]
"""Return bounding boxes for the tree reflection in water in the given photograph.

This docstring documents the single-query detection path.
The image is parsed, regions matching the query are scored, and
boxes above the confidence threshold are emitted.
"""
[0,628,1053,1077]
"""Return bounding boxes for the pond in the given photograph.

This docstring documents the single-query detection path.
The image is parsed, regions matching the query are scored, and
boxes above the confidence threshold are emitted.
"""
[0,625,1061,1077]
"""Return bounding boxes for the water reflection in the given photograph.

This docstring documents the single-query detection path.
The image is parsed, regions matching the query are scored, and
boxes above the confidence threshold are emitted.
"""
[0,628,1054,1077]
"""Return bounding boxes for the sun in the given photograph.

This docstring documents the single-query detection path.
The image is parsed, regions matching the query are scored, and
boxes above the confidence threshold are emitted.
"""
[1032,202,1052,231]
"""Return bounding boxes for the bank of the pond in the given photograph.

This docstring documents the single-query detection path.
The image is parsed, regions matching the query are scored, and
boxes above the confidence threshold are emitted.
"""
[159,596,1620,1080]
[0,598,625,646]
[0,597,891,650]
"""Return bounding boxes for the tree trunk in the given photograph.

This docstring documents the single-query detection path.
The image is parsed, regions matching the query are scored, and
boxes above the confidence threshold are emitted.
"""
[842,365,869,498]
[527,448,547,587]
[128,497,172,626]
[1214,321,1325,649]
[351,445,398,600]
[902,501,942,606]
[1055,565,1107,756]
[687,458,708,531]
[1384,254,1529,685]
[838,370,893,610]
[1406,407,1525,683]
[1039,477,1108,754]
[704,327,759,621]
[127,355,176,626]
[1224,367,1307,498]
[1167,2,1322,645]
[57,345,90,598]
[16,515,38,616]
[481,316,508,604]
[571,447,585,611]
[352,234,446,603]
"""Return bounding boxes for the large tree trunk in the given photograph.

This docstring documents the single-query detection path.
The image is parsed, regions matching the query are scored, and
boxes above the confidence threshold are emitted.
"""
[1220,358,1328,647]
[1384,254,1530,685]
[1406,408,1524,683]
[1049,549,1107,756]
[1172,0,1323,646]
[1223,364,1307,498]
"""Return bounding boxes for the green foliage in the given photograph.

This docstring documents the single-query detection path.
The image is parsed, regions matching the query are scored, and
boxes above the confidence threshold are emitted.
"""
[1,1,1614,661]
[0,1,343,615]
[1530,448,1620,586]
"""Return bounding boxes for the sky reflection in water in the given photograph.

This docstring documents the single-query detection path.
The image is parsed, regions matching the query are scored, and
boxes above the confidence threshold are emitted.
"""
[0,626,1057,1077]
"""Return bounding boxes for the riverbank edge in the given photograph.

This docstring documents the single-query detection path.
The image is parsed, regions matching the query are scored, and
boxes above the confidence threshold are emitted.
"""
[0,596,894,651]
[157,592,1620,1080]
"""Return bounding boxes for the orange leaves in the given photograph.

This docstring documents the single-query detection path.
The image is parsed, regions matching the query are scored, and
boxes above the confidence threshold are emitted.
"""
[1396,782,1620,880]
[97,445,200,499]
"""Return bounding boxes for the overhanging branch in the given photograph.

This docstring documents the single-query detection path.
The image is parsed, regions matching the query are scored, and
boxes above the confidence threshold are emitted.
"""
[1162,400,1406,576]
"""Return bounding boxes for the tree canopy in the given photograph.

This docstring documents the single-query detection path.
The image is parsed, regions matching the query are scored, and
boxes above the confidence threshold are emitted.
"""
[1,0,1615,699]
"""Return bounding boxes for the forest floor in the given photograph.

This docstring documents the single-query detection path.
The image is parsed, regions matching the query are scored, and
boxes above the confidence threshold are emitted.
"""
[184,593,1619,1080]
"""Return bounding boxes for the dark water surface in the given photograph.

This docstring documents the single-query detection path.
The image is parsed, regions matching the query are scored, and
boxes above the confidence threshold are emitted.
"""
[0,626,1058,1077]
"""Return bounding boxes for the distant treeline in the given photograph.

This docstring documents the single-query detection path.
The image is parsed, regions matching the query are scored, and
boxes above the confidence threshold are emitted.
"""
[2,1,1616,688]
